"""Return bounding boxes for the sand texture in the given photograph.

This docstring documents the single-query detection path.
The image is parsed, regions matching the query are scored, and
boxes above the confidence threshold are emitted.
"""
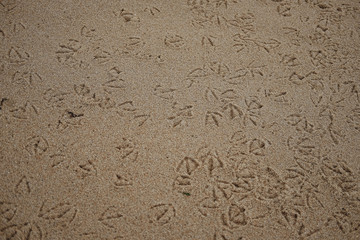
[0,0,360,239]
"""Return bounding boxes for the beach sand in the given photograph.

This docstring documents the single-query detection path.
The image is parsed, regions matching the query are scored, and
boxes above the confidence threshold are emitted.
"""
[0,0,359,239]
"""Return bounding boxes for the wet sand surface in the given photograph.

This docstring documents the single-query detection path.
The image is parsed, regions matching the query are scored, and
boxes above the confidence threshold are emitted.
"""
[0,0,360,239]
